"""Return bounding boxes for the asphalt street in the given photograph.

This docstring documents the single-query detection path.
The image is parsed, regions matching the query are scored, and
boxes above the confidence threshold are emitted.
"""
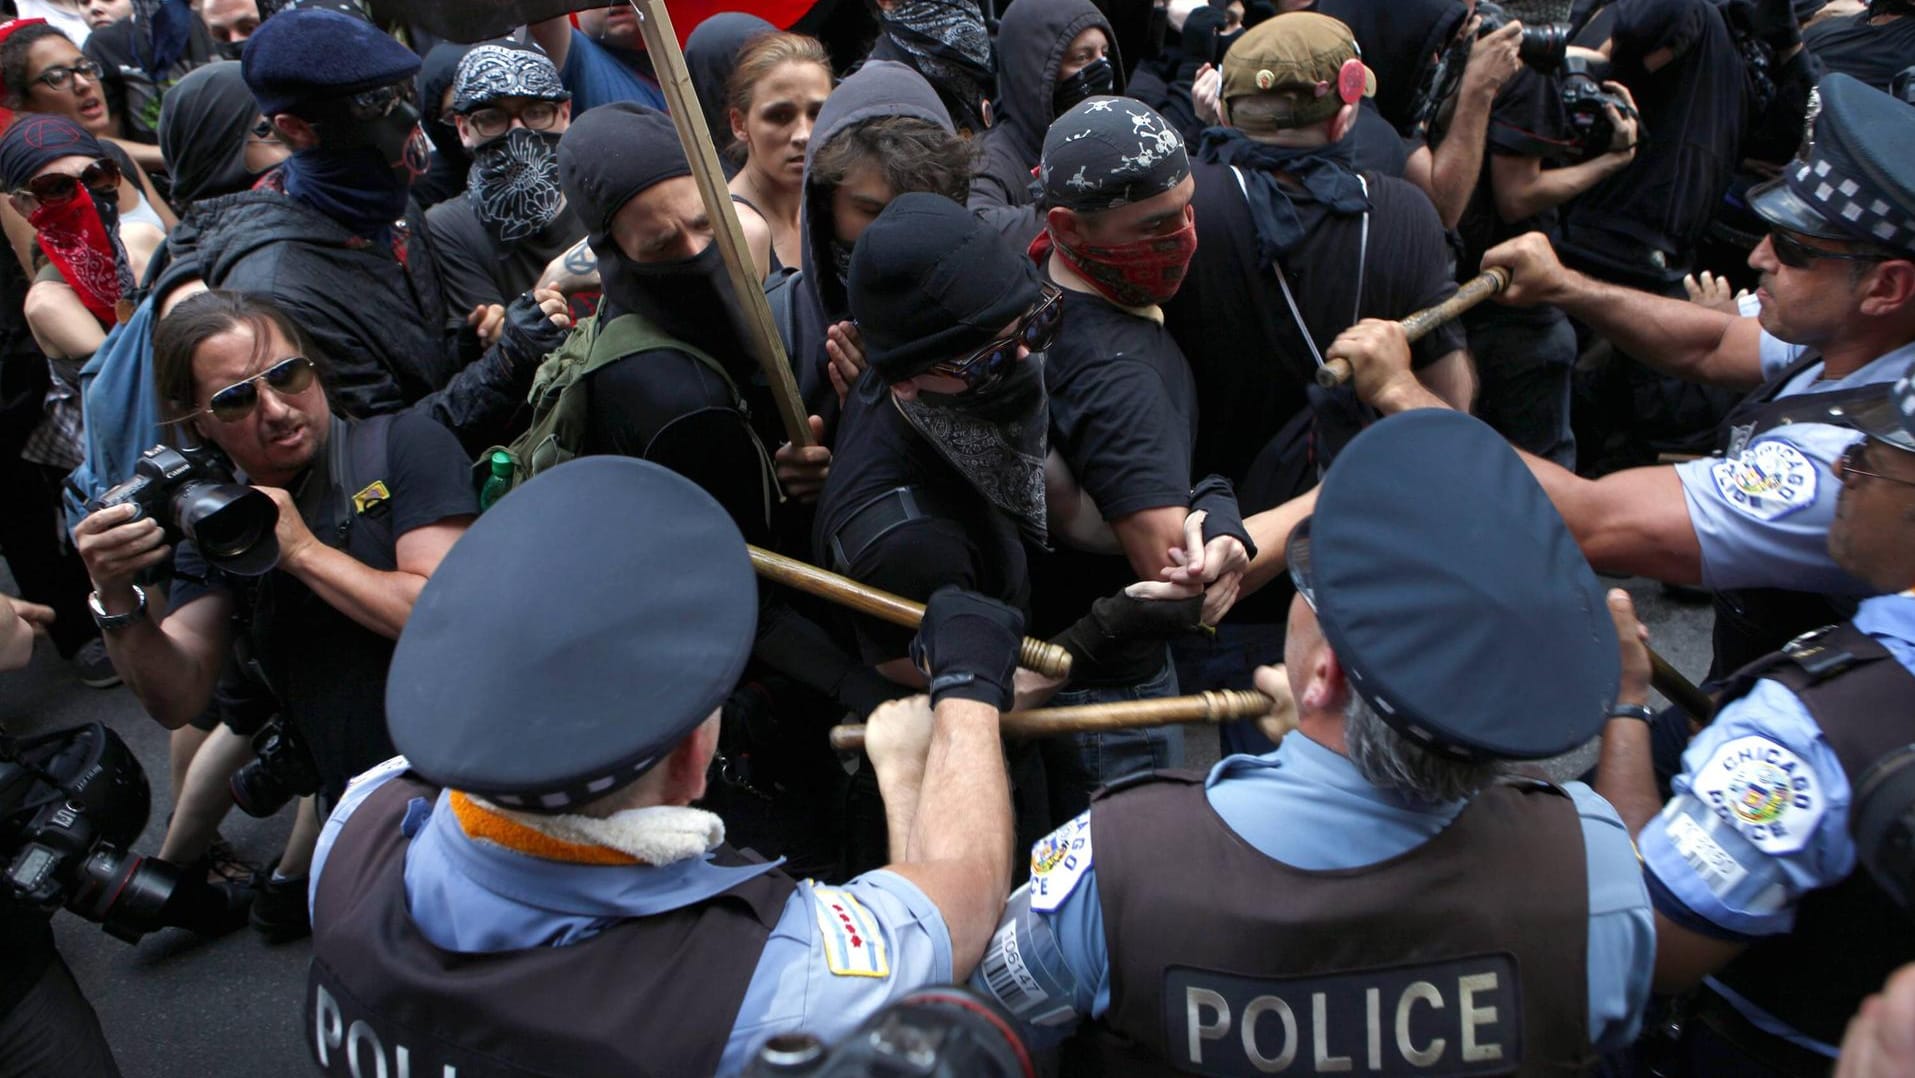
[0,570,1715,1078]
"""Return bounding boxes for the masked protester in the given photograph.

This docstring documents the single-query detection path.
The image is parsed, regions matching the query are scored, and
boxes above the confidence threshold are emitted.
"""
[410,40,478,210]
[865,0,996,137]
[157,60,287,205]
[969,0,1122,248]
[151,8,571,454]
[1024,96,1253,825]
[198,0,259,60]
[425,42,584,319]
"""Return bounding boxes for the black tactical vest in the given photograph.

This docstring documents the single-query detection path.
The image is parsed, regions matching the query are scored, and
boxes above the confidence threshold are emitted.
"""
[1076,770,1593,1077]
[1708,353,1887,675]
[307,772,799,1077]
[1707,622,1915,1052]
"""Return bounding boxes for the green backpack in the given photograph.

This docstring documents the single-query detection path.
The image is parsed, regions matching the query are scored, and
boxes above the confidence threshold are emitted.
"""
[478,307,746,503]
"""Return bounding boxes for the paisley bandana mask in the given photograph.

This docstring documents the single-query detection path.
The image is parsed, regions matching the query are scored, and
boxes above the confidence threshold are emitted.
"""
[30,189,134,327]
[467,127,566,243]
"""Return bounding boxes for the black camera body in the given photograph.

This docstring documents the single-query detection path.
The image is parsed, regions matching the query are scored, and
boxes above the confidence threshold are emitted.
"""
[90,444,280,577]
[229,718,322,819]
[1474,1,1570,73]
[744,988,1031,1077]
[1410,2,1571,138]
[1560,54,1637,162]
[1,723,182,943]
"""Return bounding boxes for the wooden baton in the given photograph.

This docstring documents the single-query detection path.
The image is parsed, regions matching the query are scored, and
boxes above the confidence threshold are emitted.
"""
[747,546,1073,678]
[629,0,815,447]
[828,689,1274,752]
[1316,267,1512,388]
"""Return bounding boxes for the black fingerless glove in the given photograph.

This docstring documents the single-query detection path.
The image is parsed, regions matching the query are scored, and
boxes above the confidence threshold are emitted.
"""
[1190,474,1257,561]
[909,586,1024,711]
[1049,588,1203,687]
[497,291,569,365]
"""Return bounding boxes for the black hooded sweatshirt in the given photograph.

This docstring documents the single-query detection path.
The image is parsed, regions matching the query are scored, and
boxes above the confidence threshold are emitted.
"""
[969,0,1122,247]
[1314,0,1471,137]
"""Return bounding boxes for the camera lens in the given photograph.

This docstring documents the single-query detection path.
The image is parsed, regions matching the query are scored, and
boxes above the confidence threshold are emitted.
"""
[229,756,297,819]
[1518,24,1567,73]
[68,847,181,943]
[172,481,280,576]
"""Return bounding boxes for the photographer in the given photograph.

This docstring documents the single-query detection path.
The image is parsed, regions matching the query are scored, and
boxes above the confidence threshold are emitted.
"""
[0,592,121,1077]
[71,290,481,817]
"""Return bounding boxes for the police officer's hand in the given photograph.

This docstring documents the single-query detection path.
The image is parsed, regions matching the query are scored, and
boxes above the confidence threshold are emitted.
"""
[1193,63,1223,127]
[911,587,1024,711]
[1482,231,1572,309]
[74,502,171,596]
[1606,588,1652,709]
[1837,962,1915,1078]
[1461,18,1524,100]
[256,486,319,574]
[1326,319,1419,412]
[775,415,832,502]
[1252,663,1298,745]
[863,693,936,794]
[825,321,866,408]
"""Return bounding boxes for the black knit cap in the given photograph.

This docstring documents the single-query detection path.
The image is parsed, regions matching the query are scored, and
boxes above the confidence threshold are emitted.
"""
[849,192,1044,384]
[241,8,420,117]
[385,458,758,812]
[558,102,690,236]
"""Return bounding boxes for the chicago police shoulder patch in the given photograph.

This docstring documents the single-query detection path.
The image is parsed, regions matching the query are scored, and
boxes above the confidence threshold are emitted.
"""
[1689,735,1826,854]
[1029,813,1093,913]
[1709,441,1819,522]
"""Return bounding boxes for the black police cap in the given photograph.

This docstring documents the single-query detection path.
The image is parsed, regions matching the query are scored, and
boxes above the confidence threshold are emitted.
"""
[1751,74,1915,254]
[1287,410,1617,761]
[385,458,757,811]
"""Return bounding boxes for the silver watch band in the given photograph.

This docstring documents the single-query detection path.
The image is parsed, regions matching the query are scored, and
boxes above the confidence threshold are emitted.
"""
[88,585,147,631]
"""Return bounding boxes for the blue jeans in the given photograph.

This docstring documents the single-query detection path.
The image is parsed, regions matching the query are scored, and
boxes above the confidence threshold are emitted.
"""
[1037,657,1182,826]
[1171,622,1289,758]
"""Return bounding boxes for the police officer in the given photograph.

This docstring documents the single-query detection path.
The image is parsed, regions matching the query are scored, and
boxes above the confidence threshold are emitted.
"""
[306,457,1026,1077]
[1591,363,1915,1075]
[1331,73,1915,677]
[970,410,1656,1073]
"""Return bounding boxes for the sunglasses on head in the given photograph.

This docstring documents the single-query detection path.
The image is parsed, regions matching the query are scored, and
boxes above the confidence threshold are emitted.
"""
[928,287,1064,390]
[13,157,119,206]
[1770,229,1894,270]
[192,356,317,423]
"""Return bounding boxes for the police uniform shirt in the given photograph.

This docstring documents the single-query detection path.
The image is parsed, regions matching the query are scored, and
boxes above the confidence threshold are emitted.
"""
[312,758,955,1076]
[969,734,1655,1051]
[1637,592,1915,1053]
[1672,335,1915,594]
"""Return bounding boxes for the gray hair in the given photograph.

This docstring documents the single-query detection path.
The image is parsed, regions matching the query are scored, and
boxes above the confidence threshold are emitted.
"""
[1344,693,1502,803]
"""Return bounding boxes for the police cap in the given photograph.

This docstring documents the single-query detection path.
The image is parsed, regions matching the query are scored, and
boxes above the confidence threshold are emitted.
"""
[1750,74,1915,255]
[1286,411,1617,761]
[385,458,757,812]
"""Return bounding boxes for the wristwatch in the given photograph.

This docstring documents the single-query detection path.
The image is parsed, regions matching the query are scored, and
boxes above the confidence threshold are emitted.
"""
[88,585,147,632]
[1607,702,1655,724]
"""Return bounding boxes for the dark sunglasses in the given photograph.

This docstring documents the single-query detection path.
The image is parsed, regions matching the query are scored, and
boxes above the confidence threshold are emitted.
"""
[1770,229,1893,270]
[193,356,317,423]
[1837,442,1915,490]
[928,287,1064,389]
[346,82,416,122]
[13,157,119,206]
[33,60,103,90]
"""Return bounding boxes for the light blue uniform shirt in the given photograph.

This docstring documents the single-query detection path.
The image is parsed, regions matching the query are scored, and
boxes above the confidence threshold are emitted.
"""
[970,734,1656,1054]
[312,760,953,1076]
[1673,335,1915,594]
[1639,592,1915,1055]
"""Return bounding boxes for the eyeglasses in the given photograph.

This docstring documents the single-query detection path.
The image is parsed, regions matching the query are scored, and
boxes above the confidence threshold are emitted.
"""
[33,60,103,91]
[193,356,317,423]
[463,101,563,140]
[927,287,1064,390]
[11,157,119,207]
[1836,442,1915,490]
[1770,229,1894,270]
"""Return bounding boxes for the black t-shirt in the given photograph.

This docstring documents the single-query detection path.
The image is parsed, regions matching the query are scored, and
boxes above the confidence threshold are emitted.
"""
[812,374,1030,664]
[1458,68,1574,327]
[1029,286,1199,636]
[582,346,771,547]
[170,413,477,800]
[1804,11,1915,92]
[424,196,585,316]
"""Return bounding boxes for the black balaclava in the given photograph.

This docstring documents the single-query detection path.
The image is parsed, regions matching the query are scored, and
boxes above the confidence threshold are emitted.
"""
[558,102,748,365]
[157,61,266,205]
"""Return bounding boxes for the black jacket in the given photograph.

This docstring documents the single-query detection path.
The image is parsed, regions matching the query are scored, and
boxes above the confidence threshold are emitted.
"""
[160,187,542,452]
[969,0,1121,247]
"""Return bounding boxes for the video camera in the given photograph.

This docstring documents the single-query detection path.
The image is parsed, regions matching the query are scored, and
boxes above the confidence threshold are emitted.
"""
[89,445,280,577]
[743,988,1032,1077]
[1,723,184,943]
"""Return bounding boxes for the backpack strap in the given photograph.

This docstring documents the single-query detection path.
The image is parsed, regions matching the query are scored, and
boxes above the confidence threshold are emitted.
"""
[326,414,398,572]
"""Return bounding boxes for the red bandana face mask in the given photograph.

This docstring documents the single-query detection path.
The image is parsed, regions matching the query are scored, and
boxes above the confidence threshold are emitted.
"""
[29,190,132,327]
[1038,215,1199,309]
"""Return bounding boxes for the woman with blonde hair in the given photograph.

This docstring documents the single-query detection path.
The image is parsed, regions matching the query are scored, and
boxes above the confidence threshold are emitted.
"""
[725,31,831,280]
